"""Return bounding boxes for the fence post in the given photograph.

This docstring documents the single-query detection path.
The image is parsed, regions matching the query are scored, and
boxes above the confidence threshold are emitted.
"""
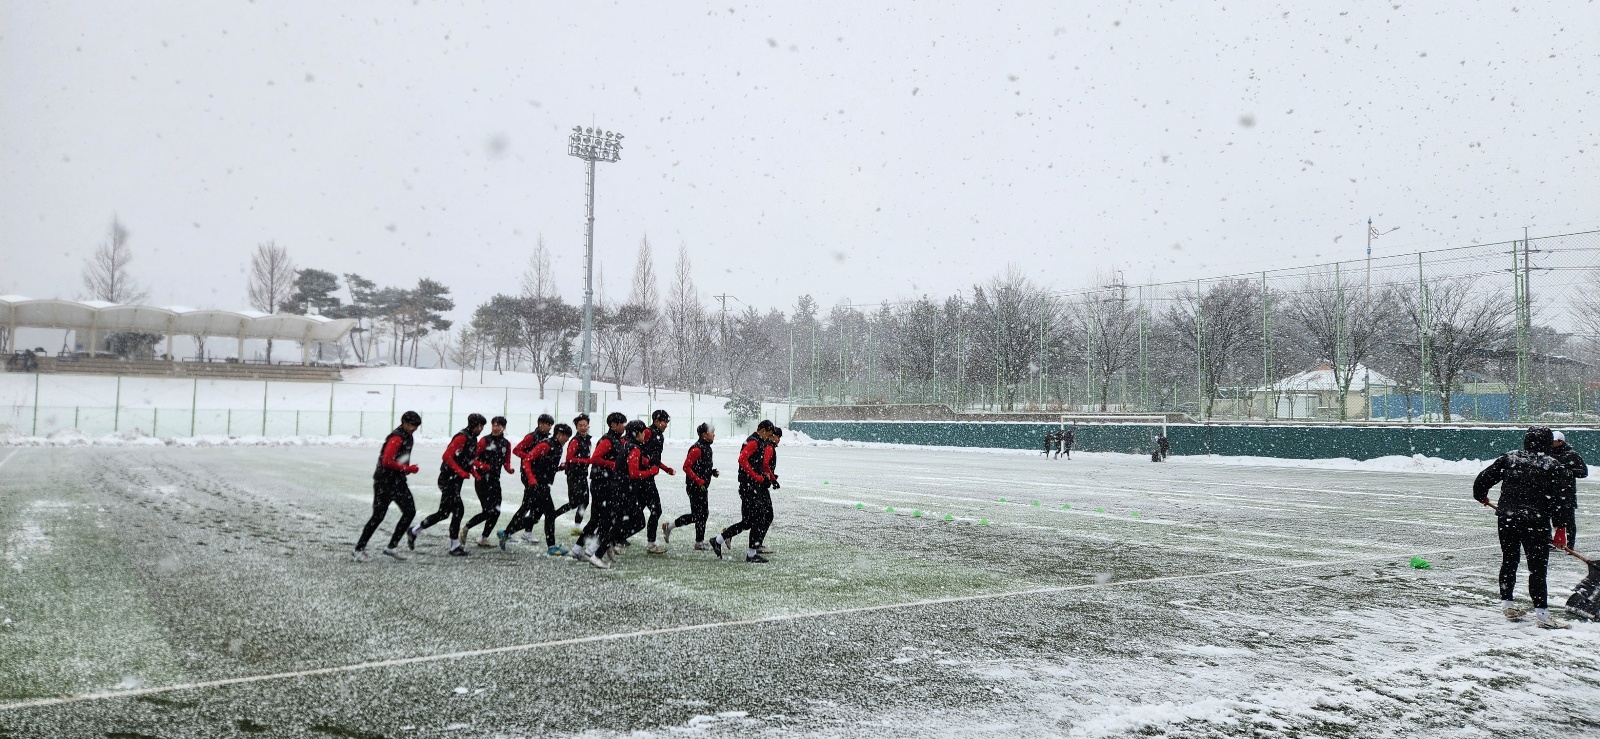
[1195,279,1204,420]
[360,410,365,437]
[153,408,159,438]
[502,387,509,416]
[114,375,122,432]
[74,406,79,430]
[190,377,198,437]
[227,408,233,436]
[1261,271,1271,421]
[447,386,455,428]
[390,384,397,430]
[32,373,40,436]
[262,380,269,436]
[295,410,301,436]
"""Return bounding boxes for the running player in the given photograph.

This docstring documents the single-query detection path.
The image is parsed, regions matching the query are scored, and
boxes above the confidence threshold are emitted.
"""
[709,421,774,563]
[554,414,593,536]
[662,423,718,550]
[464,416,513,547]
[570,412,628,567]
[514,413,555,460]
[353,410,422,561]
[408,413,484,557]
[498,423,574,556]
[635,410,676,553]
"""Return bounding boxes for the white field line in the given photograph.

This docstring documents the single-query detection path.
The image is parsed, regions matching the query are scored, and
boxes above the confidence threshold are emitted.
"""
[0,543,1497,713]
[0,449,18,472]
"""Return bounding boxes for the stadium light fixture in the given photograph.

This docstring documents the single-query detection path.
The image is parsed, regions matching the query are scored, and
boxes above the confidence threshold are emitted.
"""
[568,125,625,412]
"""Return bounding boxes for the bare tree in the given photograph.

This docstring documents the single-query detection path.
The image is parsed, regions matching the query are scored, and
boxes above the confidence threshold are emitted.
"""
[1166,279,1263,419]
[665,241,711,393]
[1396,276,1513,420]
[966,267,1059,411]
[629,235,662,398]
[514,294,579,399]
[246,241,297,363]
[519,235,558,300]
[595,301,645,399]
[1070,275,1140,411]
[1283,271,1401,420]
[81,215,147,304]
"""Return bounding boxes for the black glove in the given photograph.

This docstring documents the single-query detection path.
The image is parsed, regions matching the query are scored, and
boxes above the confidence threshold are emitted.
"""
[771,480,781,490]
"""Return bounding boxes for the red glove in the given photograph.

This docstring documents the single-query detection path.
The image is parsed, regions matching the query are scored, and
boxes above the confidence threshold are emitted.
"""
[404,464,420,475]
[1554,528,1569,549]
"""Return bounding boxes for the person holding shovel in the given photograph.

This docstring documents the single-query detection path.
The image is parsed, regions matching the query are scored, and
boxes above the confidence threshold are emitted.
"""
[1473,425,1574,629]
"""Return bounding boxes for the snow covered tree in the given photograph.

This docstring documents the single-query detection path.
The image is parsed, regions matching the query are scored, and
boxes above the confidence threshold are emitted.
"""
[1069,276,1139,412]
[513,294,579,399]
[1283,272,1401,420]
[665,242,712,393]
[629,236,662,397]
[247,241,297,363]
[81,215,147,304]
[1165,279,1264,419]
[1395,276,1512,420]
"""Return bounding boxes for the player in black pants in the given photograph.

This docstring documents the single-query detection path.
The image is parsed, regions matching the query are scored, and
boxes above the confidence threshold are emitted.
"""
[632,410,677,554]
[1473,425,1575,629]
[464,416,513,547]
[353,410,422,561]
[711,421,775,563]
[570,413,626,563]
[409,413,484,556]
[553,414,593,535]
[499,423,574,555]
[663,423,718,550]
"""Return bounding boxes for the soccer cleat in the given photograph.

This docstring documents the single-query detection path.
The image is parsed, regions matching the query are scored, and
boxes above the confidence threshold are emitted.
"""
[351,549,369,563]
[616,539,632,549]
[709,538,724,559]
[647,544,668,555]
[1504,607,1528,621]
[381,548,406,561]
[447,546,470,557]
[520,533,537,544]
[745,554,769,563]
[568,545,587,561]
[496,530,510,551]
[589,555,611,570]
[756,545,774,554]
[546,545,568,556]
[406,527,418,551]
[569,527,584,537]
[693,541,709,551]
[660,522,674,544]
[476,537,495,548]
[1537,615,1571,630]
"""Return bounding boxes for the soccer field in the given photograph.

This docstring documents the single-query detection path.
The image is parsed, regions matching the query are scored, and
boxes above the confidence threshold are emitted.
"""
[1,442,1596,738]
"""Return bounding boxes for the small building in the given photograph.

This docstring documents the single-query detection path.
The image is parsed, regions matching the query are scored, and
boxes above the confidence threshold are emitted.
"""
[1252,363,1397,420]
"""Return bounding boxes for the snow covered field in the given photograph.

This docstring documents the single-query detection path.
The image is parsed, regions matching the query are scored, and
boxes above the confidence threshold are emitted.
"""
[1,442,1597,737]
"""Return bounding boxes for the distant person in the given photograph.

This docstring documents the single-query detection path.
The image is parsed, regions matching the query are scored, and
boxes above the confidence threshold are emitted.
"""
[1552,431,1586,549]
[1043,429,1055,457]
[1472,425,1574,629]
[1157,434,1170,461]
[663,423,719,551]
[1058,427,1075,460]
[499,423,573,556]
[353,410,423,561]
[408,413,484,557]
[464,416,514,547]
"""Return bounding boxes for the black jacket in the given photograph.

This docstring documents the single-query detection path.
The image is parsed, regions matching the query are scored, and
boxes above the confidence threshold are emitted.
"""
[1473,450,1573,525]
[1553,446,1586,530]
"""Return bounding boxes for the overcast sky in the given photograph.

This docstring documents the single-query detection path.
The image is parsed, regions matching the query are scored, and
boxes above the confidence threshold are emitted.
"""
[3,1,1596,323]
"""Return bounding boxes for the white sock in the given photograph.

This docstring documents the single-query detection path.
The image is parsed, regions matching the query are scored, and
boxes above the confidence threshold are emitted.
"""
[1535,607,1550,620]
[713,534,724,545]
[409,525,419,535]
[1502,600,1517,609]
[449,539,459,549]
[746,548,757,558]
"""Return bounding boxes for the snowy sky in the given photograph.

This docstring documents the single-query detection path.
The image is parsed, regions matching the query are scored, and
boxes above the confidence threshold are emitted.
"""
[2,0,1597,320]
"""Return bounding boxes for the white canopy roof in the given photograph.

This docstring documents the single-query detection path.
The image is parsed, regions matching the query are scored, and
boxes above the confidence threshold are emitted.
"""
[1256,362,1396,392]
[0,296,356,343]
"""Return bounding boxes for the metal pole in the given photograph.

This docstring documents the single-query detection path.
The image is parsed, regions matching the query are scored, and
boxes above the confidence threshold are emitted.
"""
[1335,262,1346,420]
[580,157,597,414]
[1195,279,1204,420]
[261,380,269,436]
[328,382,335,436]
[192,377,199,437]
[788,328,795,401]
[114,375,122,432]
[1262,271,1271,421]
[32,373,40,436]
[1418,254,1430,421]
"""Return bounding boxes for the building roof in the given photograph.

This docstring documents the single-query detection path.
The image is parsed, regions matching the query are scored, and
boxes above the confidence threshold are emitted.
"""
[0,296,356,343]
[1257,362,1396,392]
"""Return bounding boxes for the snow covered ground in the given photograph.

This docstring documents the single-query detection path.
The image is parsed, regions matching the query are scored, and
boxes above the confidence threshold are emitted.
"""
[0,442,1596,737]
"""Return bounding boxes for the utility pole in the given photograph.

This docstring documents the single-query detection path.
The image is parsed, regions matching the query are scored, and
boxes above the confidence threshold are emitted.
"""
[567,126,624,413]
[1366,218,1399,299]
[714,293,735,394]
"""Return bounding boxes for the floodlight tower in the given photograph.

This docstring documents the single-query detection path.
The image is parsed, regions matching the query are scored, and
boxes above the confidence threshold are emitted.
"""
[568,126,623,412]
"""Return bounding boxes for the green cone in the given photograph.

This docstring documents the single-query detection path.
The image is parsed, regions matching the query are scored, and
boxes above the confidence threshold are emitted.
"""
[1131,511,1140,517]
[1062,504,1071,510]
[1410,557,1431,569]
[886,506,895,513]
[1031,500,1040,507]
[1096,507,1104,513]
[913,510,923,517]
[978,519,989,526]
[943,513,954,521]
[855,502,864,509]
[999,497,1008,502]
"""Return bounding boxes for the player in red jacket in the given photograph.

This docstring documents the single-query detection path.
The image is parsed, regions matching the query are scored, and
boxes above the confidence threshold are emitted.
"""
[499,423,574,555]
[354,411,423,561]
[662,423,718,550]
[710,421,777,563]
[408,413,485,556]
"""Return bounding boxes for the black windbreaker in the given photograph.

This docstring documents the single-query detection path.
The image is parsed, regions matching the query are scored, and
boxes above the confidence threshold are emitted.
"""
[1473,450,1573,524]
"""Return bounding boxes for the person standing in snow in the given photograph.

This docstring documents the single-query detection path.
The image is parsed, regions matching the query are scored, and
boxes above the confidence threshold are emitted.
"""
[1551,430,1585,549]
[1042,429,1055,457]
[663,423,718,551]
[353,410,423,561]
[709,421,775,563]
[464,416,514,547]
[408,413,484,557]
[1058,427,1075,460]
[498,423,573,556]
[1472,425,1575,629]
[1157,433,1170,461]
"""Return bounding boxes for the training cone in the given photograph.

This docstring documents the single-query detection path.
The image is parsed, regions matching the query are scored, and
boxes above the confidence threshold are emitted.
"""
[1131,511,1140,517]
[1031,500,1040,507]
[913,510,923,517]
[978,519,989,526]
[855,503,864,509]
[1096,507,1104,513]
[1062,504,1071,510]
[824,481,829,485]
[999,497,1008,502]
[886,506,895,513]
[943,513,954,521]
[1410,557,1431,569]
